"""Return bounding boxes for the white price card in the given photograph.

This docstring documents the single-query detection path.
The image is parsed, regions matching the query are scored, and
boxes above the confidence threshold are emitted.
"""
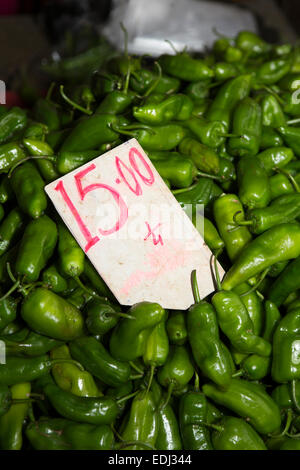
[45,138,224,309]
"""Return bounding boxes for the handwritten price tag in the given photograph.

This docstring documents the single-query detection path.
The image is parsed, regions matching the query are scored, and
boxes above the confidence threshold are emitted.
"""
[45,139,223,309]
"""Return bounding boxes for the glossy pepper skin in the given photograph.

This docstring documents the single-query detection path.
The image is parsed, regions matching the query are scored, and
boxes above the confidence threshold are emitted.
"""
[0,295,18,330]
[0,107,27,144]
[237,155,271,210]
[110,302,166,361]
[179,391,213,450]
[213,193,252,262]
[84,297,119,336]
[69,336,131,387]
[0,382,31,450]
[175,177,222,215]
[96,90,135,115]
[228,97,262,157]
[257,146,294,174]
[255,58,291,85]
[56,149,100,175]
[15,215,58,282]
[268,256,300,307]
[57,222,85,278]
[0,174,14,204]
[166,311,187,346]
[133,94,193,125]
[121,390,158,450]
[118,123,187,151]
[233,282,263,336]
[147,150,197,188]
[269,173,294,200]
[235,31,270,58]
[0,329,62,357]
[21,287,84,341]
[212,290,271,357]
[10,162,47,219]
[278,126,300,157]
[42,380,119,425]
[272,308,300,383]
[240,194,300,235]
[143,321,169,372]
[33,98,61,131]
[22,138,59,182]
[50,345,100,397]
[156,401,182,451]
[60,114,128,152]
[206,74,252,129]
[42,264,68,293]
[158,53,214,82]
[0,208,24,258]
[211,416,267,451]
[187,300,233,388]
[203,378,281,434]
[179,137,220,175]
[0,142,26,173]
[261,94,286,128]
[241,301,281,380]
[261,126,284,149]
[184,116,226,149]
[157,345,194,392]
[129,68,181,95]
[222,223,300,291]
[0,384,12,417]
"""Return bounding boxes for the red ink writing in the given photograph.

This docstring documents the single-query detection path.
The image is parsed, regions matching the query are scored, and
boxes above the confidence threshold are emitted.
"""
[144,221,164,246]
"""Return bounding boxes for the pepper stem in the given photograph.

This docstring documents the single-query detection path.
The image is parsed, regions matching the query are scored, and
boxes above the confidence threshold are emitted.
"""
[196,171,223,181]
[276,168,300,193]
[60,85,92,115]
[191,269,201,303]
[142,62,162,98]
[213,255,222,292]
[160,381,175,410]
[239,267,270,297]
[46,81,56,101]
[194,371,200,391]
[232,211,253,227]
[287,117,300,126]
[291,380,300,413]
[129,361,144,375]
[171,182,198,195]
[146,364,155,394]
[116,390,139,405]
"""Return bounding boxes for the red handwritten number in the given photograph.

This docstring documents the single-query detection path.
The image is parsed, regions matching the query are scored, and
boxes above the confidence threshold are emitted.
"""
[115,157,142,196]
[54,180,100,253]
[74,163,128,236]
[129,147,155,186]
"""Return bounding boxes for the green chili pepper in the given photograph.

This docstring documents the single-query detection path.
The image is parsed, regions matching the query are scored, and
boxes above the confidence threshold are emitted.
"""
[116,123,186,151]
[0,382,31,450]
[206,74,252,129]
[233,282,264,335]
[268,257,300,306]
[203,378,281,434]
[241,301,281,380]
[110,302,166,362]
[261,126,284,149]
[157,345,194,394]
[0,142,27,173]
[15,215,57,282]
[33,98,61,131]
[166,311,187,346]
[213,193,252,262]
[57,222,85,278]
[278,126,300,157]
[222,223,300,291]
[179,391,213,450]
[0,107,27,145]
[120,390,158,450]
[147,151,197,188]
[184,80,210,100]
[158,53,214,82]
[21,288,84,341]
[0,329,62,357]
[212,288,271,356]
[269,172,294,199]
[42,379,119,425]
[60,114,128,152]
[0,295,18,331]
[56,149,100,174]
[96,90,135,115]
[213,62,239,81]
[211,416,267,450]
[228,97,262,157]
[50,344,100,397]
[0,175,14,204]
[143,321,169,380]
[84,297,120,336]
[69,336,131,387]
[10,162,47,219]
[237,155,271,209]
[178,137,220,175]
[156,400,182,450]
[42,264,69,293]
[255,58,291,85]
[133,94,192,125]
[272,308,300,383]
[187,272,233,388]
[235,31,270,57]
[22,138,59,182]
[261,94,286,128]
[0,208,24,258]
[82,258,115,301]
[184,116,226,149]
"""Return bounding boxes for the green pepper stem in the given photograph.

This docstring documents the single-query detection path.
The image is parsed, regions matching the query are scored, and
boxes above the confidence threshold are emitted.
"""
[0,279,20,301]
[60,85,92,115]
[142,61,162,98]
[46,81,56,101]
[171,182,198,195]
[269,409,293,438]
[129,361,144,375]
[191,269,201,303]
[291,380,300,413]
[116,390,139,405]
[160,381,175,410]
[120,22,129,58]
[239,267,270,297]
[129,374,144,380]
[194,371,200,391]
[74,276,96,297]
[276,168,300,193]
[164,39,179,55]
[109,311,136,320]
[231,370,244,378]
[8,156,56,179]
[146,364,155,394]
[204,422,223,432]
[261,85,285,105]
[232,210,253,227]
[196,171,223,181]
[287,118,300,125]
[213,255,222,292]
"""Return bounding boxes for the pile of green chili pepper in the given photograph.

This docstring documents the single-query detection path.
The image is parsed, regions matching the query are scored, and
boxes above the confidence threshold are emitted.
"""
[3,29,300,451]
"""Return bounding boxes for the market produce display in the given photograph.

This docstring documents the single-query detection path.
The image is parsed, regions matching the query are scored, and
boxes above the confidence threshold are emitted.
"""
[2,30,300,450]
